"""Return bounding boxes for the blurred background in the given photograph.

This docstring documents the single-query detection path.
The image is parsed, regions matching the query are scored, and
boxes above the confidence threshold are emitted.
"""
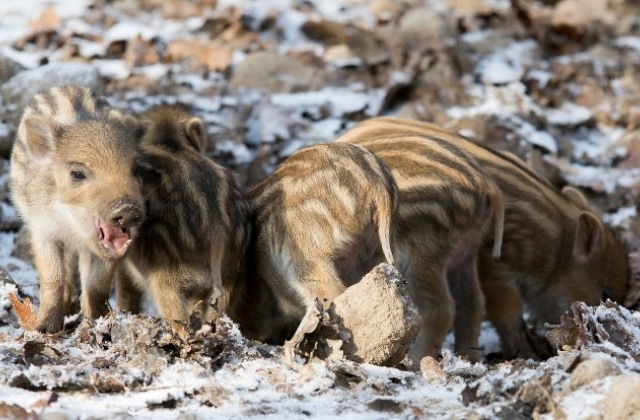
[1,0,640,264]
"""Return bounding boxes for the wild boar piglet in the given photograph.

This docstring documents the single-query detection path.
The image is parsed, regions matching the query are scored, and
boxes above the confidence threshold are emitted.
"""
[247,142,398,344]
[340,116,629,360]
[10,85,145,332]
[337,120,505,363]
[116,105,251,325]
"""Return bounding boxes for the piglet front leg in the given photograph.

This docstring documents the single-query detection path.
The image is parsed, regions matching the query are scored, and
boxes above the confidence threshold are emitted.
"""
[78,250,116,319]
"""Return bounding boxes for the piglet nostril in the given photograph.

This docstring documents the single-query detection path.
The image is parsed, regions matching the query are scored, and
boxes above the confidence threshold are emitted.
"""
[109,200,143,227]
[109,211,127,227]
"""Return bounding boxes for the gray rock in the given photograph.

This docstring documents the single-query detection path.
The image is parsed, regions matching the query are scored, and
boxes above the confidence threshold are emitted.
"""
[346,27,388,66]
[0,266,17,287]
[398,7,454,51]
[0,54,25,85]
[0,62,103,128]
[230,52,318,93]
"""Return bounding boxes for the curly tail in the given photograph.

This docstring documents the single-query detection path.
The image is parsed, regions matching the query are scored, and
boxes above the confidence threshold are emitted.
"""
[375,186,397,266]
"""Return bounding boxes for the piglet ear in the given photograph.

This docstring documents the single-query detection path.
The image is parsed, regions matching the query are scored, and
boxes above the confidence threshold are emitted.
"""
[184,117,207,153]
[573,211,605,260]
[122,115,146,142]
[562,186,589,209]
[23,116,54,160]
[133,154,162,184]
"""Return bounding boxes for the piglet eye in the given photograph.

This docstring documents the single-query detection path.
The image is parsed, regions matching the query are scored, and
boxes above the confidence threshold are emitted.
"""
[71,170,86,181]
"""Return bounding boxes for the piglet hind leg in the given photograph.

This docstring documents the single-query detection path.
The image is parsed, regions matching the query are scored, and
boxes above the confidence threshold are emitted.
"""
[480,270,539,360]
[283,263,347,362]
[283,298,324,362]
[115,265,143,314]
[448,252,485,362]
[407,259,454,365]
[78,250,117,319]
[149,272,189,324]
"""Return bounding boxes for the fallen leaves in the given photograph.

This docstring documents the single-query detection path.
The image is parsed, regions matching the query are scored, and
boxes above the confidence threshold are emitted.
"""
[0,403,37,420]
[420,356,445,382]
[511,0,627,54]
[546,301,640,360]
[124,35,161,68]
[166,38,234,72]
[28,7,60,32]
[8,293,37,331]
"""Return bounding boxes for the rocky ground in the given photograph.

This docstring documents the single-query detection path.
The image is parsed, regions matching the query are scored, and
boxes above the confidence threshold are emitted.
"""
[1,0,640,418]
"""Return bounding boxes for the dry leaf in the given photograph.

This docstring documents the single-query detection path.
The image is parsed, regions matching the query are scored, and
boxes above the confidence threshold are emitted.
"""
[420,356,444,381]
[551,0,614,32]
[166,38,233,72]
[28,7,60,32]
[0,403,37,420]
[8,293,37,331]
[124,35,160,68]
[301,20,347,46]
[170,320,190,341]
[30,393,58,410]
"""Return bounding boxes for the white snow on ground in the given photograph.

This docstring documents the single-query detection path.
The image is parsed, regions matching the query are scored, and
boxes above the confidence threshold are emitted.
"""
[554,162,640,194]
[604,206,638,228]
[615,36,640,56]
[545,103,593,126]
[0,0,90,45]
[476,40,538,85]
[0,233,37,299]
[570,126,627,162]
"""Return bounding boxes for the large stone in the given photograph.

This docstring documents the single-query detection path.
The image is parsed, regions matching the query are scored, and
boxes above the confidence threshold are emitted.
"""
[567,358,621,390]
[398,6,453,51]
[602,375,640,419]
[368,0,402,20]
[0,62,103,128]
[330,263,421,366]
[229,52,318,93]
[0,54,25,85]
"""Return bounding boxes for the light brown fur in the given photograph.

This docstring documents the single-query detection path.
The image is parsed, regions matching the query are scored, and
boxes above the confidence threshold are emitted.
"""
[116,105,251,325]
[336,123,504,363]
[338,116,629,360]
[246,142,397,343]
[10,86,145,332]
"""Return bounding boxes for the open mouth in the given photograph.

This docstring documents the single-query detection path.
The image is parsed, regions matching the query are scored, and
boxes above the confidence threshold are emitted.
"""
[98,221,133,258]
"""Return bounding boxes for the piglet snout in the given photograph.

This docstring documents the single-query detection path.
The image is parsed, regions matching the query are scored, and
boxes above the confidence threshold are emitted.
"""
[108,199,143,228]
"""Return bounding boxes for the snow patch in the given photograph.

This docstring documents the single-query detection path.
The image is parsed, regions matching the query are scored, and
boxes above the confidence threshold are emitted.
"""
[477,40,538,85]
[557,163,640,194]
[603,206,637,227]
[615,36,640,56]
[545,103,593,126]
[448,82,543,119]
